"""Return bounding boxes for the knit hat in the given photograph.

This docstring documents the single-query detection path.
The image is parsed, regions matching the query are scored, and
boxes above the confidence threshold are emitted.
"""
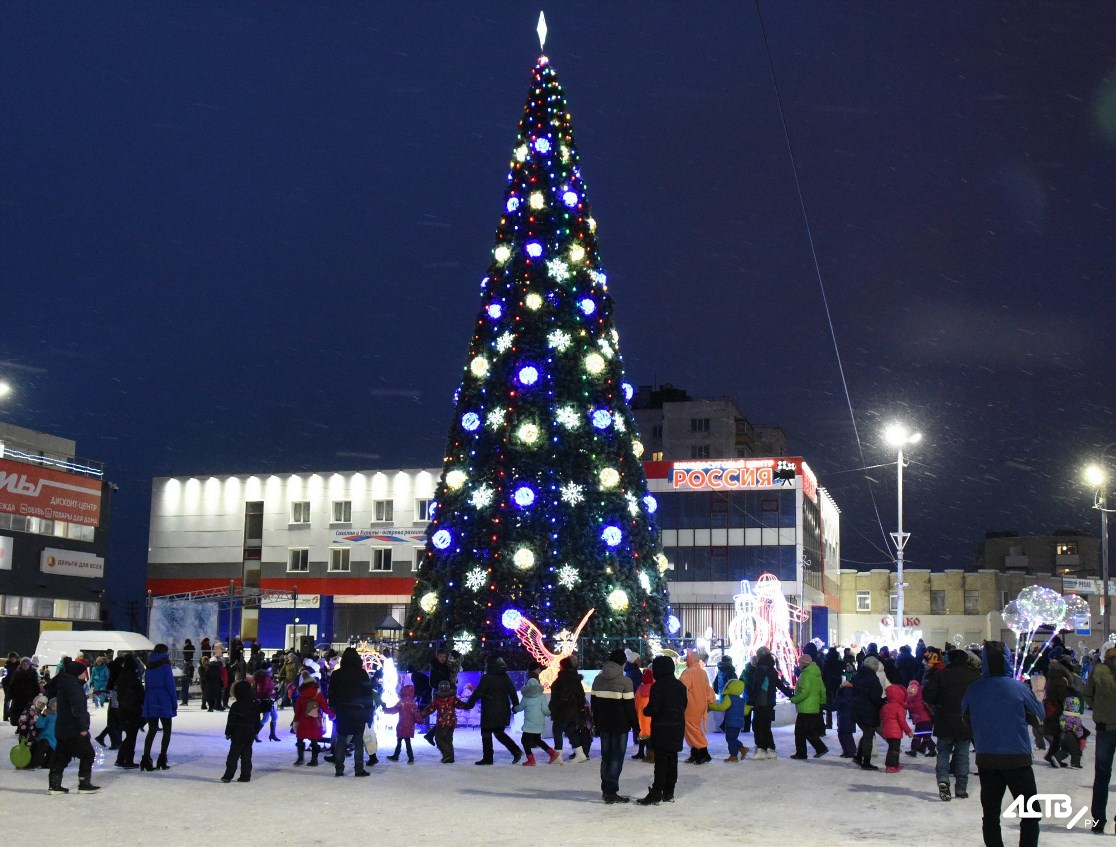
[436,680,454,696]
[608,648,628,665]
[66,659,87,677]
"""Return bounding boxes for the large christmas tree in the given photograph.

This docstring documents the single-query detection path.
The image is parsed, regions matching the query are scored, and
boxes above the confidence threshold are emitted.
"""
[405,24,670,664]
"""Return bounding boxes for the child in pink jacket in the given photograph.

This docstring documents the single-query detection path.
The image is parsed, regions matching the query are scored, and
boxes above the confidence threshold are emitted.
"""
[904,680,937,758]
[384,683,422,763]
[880,683,913,773]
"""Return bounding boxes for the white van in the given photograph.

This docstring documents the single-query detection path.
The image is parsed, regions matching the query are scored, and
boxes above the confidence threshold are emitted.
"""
[34,630,155,669]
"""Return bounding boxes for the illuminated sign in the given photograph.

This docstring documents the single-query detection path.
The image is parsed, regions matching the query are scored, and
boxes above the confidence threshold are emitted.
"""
[664,457,817,503]
[0,459,102,527]
[40,547,104,579]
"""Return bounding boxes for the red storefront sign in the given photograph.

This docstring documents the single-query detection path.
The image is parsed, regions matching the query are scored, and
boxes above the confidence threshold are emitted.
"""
[0,458,102,527]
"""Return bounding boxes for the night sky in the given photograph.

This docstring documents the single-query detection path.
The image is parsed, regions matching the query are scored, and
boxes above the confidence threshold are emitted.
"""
[2,3,1114,625]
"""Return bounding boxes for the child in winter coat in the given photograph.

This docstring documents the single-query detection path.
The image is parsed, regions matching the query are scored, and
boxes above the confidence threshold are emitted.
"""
[32,697,56,768]
[835,677,857,758]
[708,678,749,762]
[1055,692,1087,768]
[384,683,422,763]
[16,694,45,743]
[292,675,333,766]
[90,657,109,708]
[633,667,654,761]
[904,680,937,757]
[421,680,466,763]
[514,678,559,765]
[222,679,258,782]
[880,683,913,772]
[254,667,279,742]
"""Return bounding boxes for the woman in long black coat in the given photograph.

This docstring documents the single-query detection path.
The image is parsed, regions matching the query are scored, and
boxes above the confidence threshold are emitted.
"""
[638,655,688,805]
[113,654,145,768]
[850,655,885,770]
[463,656,522,765]
[7,658,40,727]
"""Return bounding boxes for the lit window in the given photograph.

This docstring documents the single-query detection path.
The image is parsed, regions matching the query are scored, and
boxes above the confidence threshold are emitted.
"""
[331,501,352,523]
[856,591,871,612]
[329,547,351,572]
[371,548,393,572]
[373,500,394,522]
[287,548,309,572]
[290,502,311,524]
[1056,542,1078,556]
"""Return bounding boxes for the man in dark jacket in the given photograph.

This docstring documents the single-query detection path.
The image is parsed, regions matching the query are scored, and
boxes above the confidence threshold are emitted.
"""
[962,641,1044,847]
[48,659,98,794]
[746,647,793,759]
[464,655,522,765]
[1085,646,1116,834]
[923,648,980,801]
[328,647,375,776]
[549,656,587,757]
[591,649,639,803]
[637,655,687,805]
[897,644,922,686]
[850,655,885,770]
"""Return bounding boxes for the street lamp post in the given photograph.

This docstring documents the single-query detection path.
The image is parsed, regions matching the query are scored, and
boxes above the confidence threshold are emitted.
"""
[884,422,922,641]
[1085,444,1115,642]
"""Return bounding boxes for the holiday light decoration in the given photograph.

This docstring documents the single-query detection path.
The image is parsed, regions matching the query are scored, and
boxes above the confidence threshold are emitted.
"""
[404,34,670,658]
[721,574,810,681]
[502,608,596,690]
[419,592,438,614]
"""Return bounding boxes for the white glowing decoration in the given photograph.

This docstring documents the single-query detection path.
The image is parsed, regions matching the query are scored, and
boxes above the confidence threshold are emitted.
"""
[612,412,626,432]
[516,422,540,444]
[655,552,670,574]
[470,484,495,509]
[453,631,475,655]
[419,592,438,614]
[555,405,581,429]
[607,589,629,612]
[560,482,585,505]
[625,492,639,516]
[598,339,615,359]
[599,467,620,489]
[529,191,545,209]
[518,365,539,385]
[495,332,514,352]
[505,608,595,691]
[432,529,452,550]
[487,303,503,319]
[446,470,467,490]
[515,145,528,162]
[534,137,551,154]
[601,525,622,547]
[643,494,657,514]
[587,217,596,231]
[486,408,506,430]
[585,353,606,375]
[494,244,511,263]
[720,575,811,681]
[557,564,580,588]
[525,292,543,310]
[560,145,570,162]
[525,242,543,258]
[506,196,520,212]
[464,567,487,592]
[547,259,570,281]
[591,270,607,287]
[638,571,652,593]
[513,548,535,569]
[461,412,481,432]
[569,244,586,262]
[632,440,645,458]
[470,356,489,377]
[562,190,578,207]
[547,329,572,351]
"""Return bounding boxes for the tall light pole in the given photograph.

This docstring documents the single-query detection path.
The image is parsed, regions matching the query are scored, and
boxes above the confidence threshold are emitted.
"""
[884,422,922,640]
[1085,443,1115,642]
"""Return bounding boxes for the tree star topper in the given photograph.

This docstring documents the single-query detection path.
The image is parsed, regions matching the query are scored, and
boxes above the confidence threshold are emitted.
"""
[537,11,547,51]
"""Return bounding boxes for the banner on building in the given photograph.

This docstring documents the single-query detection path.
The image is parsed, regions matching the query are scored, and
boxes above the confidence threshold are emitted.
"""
[0,458,102,527]
[333,529,426,544]
[149,598,220,650]
[260,594,320,609]
[645,457,819,504]
[40,547,104,579]
[1063,578,1114,596]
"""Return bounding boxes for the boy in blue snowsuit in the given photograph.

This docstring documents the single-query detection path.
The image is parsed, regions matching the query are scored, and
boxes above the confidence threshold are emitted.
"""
[708,678,748,762]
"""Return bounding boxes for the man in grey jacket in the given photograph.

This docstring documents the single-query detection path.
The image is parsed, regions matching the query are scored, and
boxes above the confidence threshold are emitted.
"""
[591,648,639,804]
[1085,646,1116,834]
[49,659,99,794]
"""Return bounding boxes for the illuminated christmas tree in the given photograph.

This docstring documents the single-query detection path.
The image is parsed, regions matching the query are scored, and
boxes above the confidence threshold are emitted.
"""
[405,18,671,664]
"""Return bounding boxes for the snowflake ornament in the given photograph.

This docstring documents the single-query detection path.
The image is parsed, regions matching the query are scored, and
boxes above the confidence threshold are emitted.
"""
[554,405,581,430]
[495,332,515,353]
[552,628,577,654]
[547,329,572,352]
[486,408,506,430]
[625,493,639,516]
[470,484,495,509]
[465,568,487,592]
[560,482,585,505]
[556,564,580,588]
[547,259,570,281]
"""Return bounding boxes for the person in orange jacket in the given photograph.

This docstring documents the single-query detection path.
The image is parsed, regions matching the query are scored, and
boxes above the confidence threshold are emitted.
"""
[680,649,715,764]
[633,668,654,761]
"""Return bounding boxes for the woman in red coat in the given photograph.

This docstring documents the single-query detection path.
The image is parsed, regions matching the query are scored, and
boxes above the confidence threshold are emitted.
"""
[292,675,333,767]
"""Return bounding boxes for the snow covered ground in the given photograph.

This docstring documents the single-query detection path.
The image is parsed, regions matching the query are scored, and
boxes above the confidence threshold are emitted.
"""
[1,705,1106,846]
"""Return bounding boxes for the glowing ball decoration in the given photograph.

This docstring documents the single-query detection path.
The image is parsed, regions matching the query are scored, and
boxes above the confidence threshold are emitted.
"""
[667,615,681,635]
[585,353,606,375]
[502,608,524,630]
[579,297,596,316]
[607,588,629,612]
[525,292,543,310]
[513,485,536,507]
[470,356,489,378]
[513,548,536,570]
[622,382,634,401]
[569,244,586,263]
[643,494,657,514]
[432,529,452,550]
[534,137,551,154]
[419,592,438,614]
[599,467,620,489]
[516,422,540,444]
[1064,594,1091,624]
[591,409,612,429]
[601,525,622,547]
[562,190,578,207]
[529,191,545,209]
[506,196,520,212]
[655,552,670,573]
[632,440,645,458]
[461,412,481,432]
[446,470,467,490]
[1017,585,1066,626]
[518,365,539,386]
[1002,600,1031,633]
[638,571,652,593]
[494,244,511,263]
[487,304,503,319]
[525,241,544,258]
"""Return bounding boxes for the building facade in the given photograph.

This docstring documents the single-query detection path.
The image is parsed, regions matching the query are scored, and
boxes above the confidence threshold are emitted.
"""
[147,468,440,649]
[0,424,110,653]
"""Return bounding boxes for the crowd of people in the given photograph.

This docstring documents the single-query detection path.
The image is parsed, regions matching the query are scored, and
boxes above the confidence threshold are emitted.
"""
[3,634,1114,843]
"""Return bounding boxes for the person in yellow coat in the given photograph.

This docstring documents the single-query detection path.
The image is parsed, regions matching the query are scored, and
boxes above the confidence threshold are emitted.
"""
[680,649,715,764]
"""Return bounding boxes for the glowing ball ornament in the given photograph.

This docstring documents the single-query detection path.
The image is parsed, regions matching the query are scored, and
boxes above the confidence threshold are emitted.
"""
[655,553,670,574]
[446,470,467,490]
[622,382,634,401]
[607,589,629,612]
[514,548,536,570]
[419,592,438,614]
[643,494,658,514]
[525,292,543,310]
[569,244,585,263]
[516,422,540,444]
[461,412,481,432]
[667,615,681,635]
[502,608,524,629]
[533,137,551,154]
[599,467,620,489]
[506,196,520,212]
[638,571,652,593]
[518,365,539,386]
[584,353,606,375]
[601,525,622,547]
[513,485,536,507]
[578,297,596,316]
[470,356,490,378]
[562,190,578,207]
[525,241,544,258]
[529,191,545,209]
[493,244,511,263]
[487,304,503,319]
[432,529,452,550]
[514,145,528,162]
[591,409,612,429]
[632,440,644,458]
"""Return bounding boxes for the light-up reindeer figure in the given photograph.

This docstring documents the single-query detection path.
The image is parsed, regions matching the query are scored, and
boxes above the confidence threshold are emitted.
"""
[501,608,595,691]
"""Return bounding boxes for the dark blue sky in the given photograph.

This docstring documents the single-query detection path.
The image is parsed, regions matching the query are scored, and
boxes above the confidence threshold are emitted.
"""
[2,3,1114,624]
